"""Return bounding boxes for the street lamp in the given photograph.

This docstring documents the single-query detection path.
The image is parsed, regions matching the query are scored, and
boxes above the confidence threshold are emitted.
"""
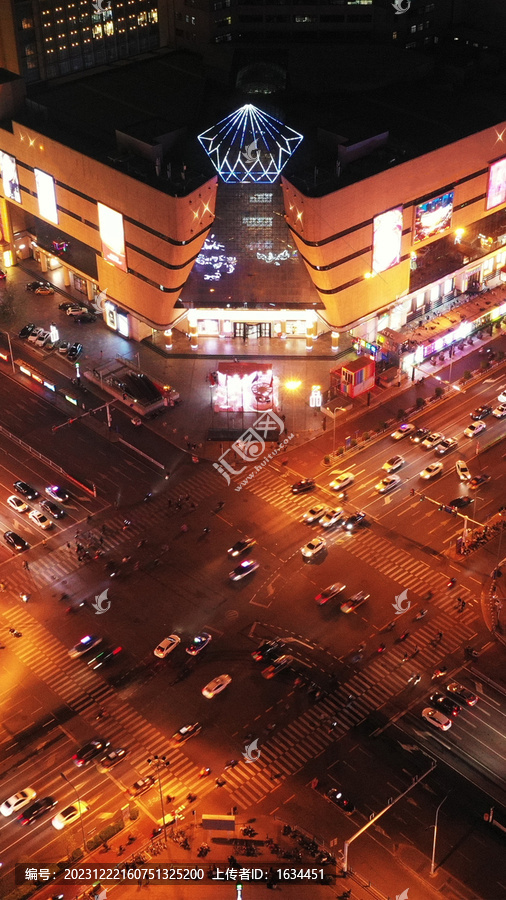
[147,755,171,844]
[430,792,450,877]
[60,772,87,854]
[285,379,302,431]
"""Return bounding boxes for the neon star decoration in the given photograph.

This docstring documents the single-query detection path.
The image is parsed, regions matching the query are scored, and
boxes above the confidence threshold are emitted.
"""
[198,104,303,184]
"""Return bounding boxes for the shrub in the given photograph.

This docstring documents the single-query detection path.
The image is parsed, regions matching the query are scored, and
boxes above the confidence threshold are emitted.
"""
[323,455,331,465]
[363,431,370,441]
[396,409,406,420]
[350,438,357,447]
[463,370,472,381]
[434,386,444,399]
[337,446,344,456]
[415,397,426,408]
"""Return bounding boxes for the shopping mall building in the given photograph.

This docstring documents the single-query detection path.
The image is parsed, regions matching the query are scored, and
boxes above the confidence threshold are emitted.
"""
[0,55,506,357]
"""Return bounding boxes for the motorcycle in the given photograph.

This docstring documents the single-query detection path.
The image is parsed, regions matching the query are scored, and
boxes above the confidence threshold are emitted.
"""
[224,759,238,770]
[447,577,456,588]
[465,646,479,659]
[431,666,447,680]
[397,631,410,642]
[414,609,427,620]
[199,767,211,778]
[377,643,386,654]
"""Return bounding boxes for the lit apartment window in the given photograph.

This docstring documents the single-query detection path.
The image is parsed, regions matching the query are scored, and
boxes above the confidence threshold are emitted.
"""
[410,24,416,33]
[293,15,317,22]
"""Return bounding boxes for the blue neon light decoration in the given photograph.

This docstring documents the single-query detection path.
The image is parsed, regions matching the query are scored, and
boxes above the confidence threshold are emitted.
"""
[198,104,303,184]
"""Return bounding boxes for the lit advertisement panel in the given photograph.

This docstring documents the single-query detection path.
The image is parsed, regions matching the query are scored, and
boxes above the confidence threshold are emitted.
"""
[0,151,21,203]
[413,191,454,244]
[97,202,127,272]
[213,362,278,412]
[372,207,403,273]
[486,158,506,210]
[34,169,58,224]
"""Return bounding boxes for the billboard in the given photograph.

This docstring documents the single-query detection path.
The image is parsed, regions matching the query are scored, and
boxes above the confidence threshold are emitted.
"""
[486,158,506,211]
[213,362,277,413]
[0,151,21,203]
[372,207,403,273]
[97,202,127,272]
[35,169,58,224]
[413,191,454,244]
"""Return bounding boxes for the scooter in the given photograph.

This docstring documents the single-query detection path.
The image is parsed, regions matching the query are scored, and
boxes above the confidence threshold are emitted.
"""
[431,666,448,680]
[414,609,427,620]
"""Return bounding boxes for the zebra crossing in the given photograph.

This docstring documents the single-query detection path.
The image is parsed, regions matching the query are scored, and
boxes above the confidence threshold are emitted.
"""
[238,468,320,520]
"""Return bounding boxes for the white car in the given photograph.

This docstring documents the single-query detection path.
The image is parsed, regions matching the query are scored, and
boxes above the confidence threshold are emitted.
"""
[420,462,443,480]
[340,591,370,614]
[52,801,89,830]
[455,459,471,481]
[436,437,458,456]
[7,495,29,513]
[27,327,43,343]
[421,432,444,450]
[320,507,344,528]
[301,536,326,559]
[464,421,486,438]
[421,707,452,731]
[1,788,37,817]
[391,423,415,440]
[329,471,354,491]
[35,330,50,347]
[374,474,400,494]
[66,306,89,316]
[68,634,102,658]
[202,674,231,699]
[498,388,506,403]
[154,634,181,658]
[492,404,506,418]
[382,455,404,473]
[28,509,53,530]
[303,505,326,524]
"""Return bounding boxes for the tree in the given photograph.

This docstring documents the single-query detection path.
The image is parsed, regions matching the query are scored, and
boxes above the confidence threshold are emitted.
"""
[415,397,426,409]
[434,386,444,399]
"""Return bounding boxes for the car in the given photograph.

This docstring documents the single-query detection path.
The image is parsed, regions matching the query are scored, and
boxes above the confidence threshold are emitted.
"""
[252,639,286,661]
[154,634,181,658]
[344,511,366,531]
[498,387,506,404]
[28,510,52,530]
[469,473,491,489]
[40,498,65,519]
[18,796,57,825]
[301,536,326,559]
[26,281,44,292]
[326,788,355,814]
[28,327,44,343]
[4,531,29,552]
[261,654,294,679]
[67,342,83,361]
[409,427,430,444]
[68,634,102,659]
[448,496,472,509]
[202,673,231,699]
[446,681,478,706]
[86,644,122,669]
[59,301,82,312]
[455,459,471,481]
[72,737,110,766]
[0,268,5,281]
[172,722,202,744]
[421,707,452,731]
[470,405,492,420]
[34,284,54,295]
[58,341,70,355]
[464,421,486,438]
[228,537,256,557]
[19,323,35,339]
[66,306,90,317]
[382,455,404,473]
[374,474,401,494]
[52,801,88,830]
[45,484,69,502]
[340,590,370,614]
[315,582,346,605]
[130,776,156,797]
[303,505,326,524]
[421,432,444,450]
[329,471,354,491]
[75,313,96,324]
[229,559,259,580]
[429,691,461,717]
[35,330,50,347]
[7,495,29,513]
[13,481,39,500]
[186,632,212,656]
[291,479,315,494]
[99,748,128,769]
[320,507,344,528]
[492,403,506,418]
[420,462,443,480]
[1,788,37,817]
[391,423,415,440]
[436,437,458,456]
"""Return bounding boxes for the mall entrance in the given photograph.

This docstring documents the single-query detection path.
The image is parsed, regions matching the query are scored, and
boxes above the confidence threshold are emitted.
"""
[233,322,272,339]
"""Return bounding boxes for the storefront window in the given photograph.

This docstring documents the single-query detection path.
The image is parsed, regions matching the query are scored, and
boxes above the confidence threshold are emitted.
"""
[74,275,87,294]
[286,320,306,335]
[198,318,219,335]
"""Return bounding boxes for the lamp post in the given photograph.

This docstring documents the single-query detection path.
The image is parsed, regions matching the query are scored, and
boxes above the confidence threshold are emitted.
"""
[60,772,87,854]
[430,792,450,877]
[285,379,302,432]
[147,754,171,844]
[5,331,16,374]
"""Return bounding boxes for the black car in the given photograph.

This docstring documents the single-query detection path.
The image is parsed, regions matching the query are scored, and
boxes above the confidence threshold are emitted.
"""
[291,479,315,494]
[344,511,366,531]
[25,281,44,292]
[13,481,39,500]
[40,498,65,519]
[470,406,492,420]
[73,737,110,767]
[19,323,35,339]
[86,644,122,669]
[67,342,83,361]
[4,531,29,552]
[228,537,256,558]
[75,313,96,324]
[59,301,81,312]
[18,796,57,825]
[448,497,472,509]
[326,788,355,813]
[429,691,460,717]
[469,473,491,489]
[409,427,430,444]
[251,639,285,662]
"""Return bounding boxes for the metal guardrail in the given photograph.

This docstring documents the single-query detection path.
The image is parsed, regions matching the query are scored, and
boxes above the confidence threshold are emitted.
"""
[0,423,95,497]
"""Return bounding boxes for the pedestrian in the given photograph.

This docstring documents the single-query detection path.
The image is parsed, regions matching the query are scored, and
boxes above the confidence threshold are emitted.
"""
[23,560,29,570]
[437,631,443,642]
[99,536,104,546]
[402,651,409,662]
[67,542,72,550]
